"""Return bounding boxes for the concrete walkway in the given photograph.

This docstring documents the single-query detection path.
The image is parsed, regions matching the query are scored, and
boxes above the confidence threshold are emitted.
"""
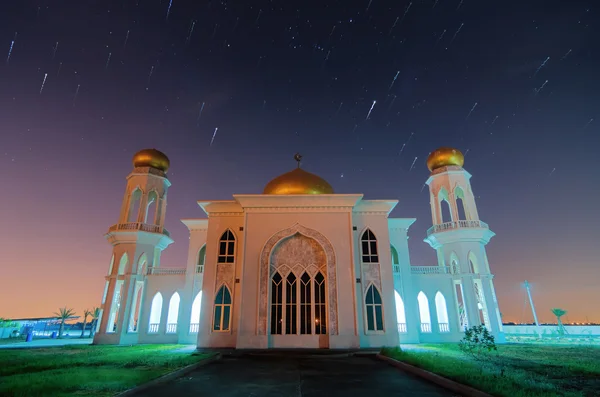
[139,353,453,397]
[0,338,92,349]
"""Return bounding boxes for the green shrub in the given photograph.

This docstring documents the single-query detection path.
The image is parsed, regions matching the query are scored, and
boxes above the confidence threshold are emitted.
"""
[459,325,497,361]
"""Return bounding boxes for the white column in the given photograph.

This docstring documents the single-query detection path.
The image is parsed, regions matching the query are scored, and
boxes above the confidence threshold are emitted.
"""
[116,277,136,336]
[449,193,459,222]
[461,276,481,327]
[480,275,503,335]
[464,188,479,220]
[137,194,148,223]
[98,279,117,334]
[429,194,437,225]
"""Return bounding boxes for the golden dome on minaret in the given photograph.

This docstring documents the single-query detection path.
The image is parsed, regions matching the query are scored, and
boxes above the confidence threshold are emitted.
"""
[263,153,334,195]
[132,148,170,172]
[426,147,464,172]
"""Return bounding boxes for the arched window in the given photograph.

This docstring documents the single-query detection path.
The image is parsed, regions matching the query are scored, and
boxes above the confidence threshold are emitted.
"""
[300,272,312,334]
[435,292,450,333]
[197,245,206,273]
[438,188,451,223]
[213,285,232,331]
[128,188,142,223]
[271,271,327,335]
[145,190,158,224]
[394,291,407,333]
[271,272,283,335]
[417,291,431,333]
[361,229,379,263]
[137,253,147,275]
[365,285,384,332]
[128,281,144,332]
[166,292,180,334]
[441,200,452,223]
[455,282,468,330]
[451,260,460,274]
[455,187,467,220]
[390,245,400,273]
[218,230,235,263]
[118,253,128,275]
[474,281,491,329]
[108,254,115,275]
[106,280,124,333]
[285,273,298,334]
[468,252,480,274]
[314,272,327,335]
[148,292,162,334]
[190,291,202,333]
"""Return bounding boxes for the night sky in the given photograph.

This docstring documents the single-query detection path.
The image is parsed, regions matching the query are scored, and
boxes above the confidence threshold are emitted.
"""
[1,1,598,324]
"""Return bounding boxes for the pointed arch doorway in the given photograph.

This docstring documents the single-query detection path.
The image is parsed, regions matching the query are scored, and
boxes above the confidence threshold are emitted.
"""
[260,225,336,349]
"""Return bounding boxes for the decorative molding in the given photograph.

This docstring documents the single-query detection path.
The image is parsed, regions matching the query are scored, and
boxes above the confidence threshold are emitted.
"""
[431,165,463,175]
[258,223,338,335]
[245,206,353,213]
[130,166,167,178]
[362,263,382,291]
[207,212,244,217]
[216,263,235,290]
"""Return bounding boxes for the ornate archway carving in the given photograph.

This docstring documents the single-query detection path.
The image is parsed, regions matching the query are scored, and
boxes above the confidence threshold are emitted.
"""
[258,223,338,335]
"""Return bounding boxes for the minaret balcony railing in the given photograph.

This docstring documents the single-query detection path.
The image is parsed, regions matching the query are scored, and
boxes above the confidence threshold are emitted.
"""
[108,222,170,237]
[411,266,450,275]
[427,220,489,236]
[147,267,187,275]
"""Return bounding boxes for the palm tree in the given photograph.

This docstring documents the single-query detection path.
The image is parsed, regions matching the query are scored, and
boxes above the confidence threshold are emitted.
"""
[53,307,76,338]
[89,307,101,338]
[551,308,567,336]
[80,309,92,338]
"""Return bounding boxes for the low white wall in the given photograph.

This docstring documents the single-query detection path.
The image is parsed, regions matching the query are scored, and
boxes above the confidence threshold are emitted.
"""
[503,325,600,336]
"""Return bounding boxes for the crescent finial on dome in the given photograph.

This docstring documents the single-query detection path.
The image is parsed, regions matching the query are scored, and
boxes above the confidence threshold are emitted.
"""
[264,154,333,194]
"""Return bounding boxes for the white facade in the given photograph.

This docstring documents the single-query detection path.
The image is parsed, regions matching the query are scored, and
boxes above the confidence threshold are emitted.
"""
[93,156,505,348]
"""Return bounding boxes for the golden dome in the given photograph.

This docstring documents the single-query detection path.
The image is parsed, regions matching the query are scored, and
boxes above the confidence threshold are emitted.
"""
[263,168,334,195]
[426,147,464,172]
[132,148,170,172]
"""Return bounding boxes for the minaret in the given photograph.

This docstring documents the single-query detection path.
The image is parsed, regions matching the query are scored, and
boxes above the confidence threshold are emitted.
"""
[94,149,174,345]
[423,147,505,342]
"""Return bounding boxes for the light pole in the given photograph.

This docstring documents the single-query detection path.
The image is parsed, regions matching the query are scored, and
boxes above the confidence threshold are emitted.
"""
[524,280,541,338]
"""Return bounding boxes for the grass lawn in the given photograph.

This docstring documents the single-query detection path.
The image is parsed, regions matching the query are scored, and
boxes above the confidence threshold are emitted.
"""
[0,344,214,397]
[382,343,600,397]
[0,338,28,345]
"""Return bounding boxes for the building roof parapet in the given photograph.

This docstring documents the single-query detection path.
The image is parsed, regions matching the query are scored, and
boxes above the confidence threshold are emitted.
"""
[388,218,417,230]
[181,218,209,231]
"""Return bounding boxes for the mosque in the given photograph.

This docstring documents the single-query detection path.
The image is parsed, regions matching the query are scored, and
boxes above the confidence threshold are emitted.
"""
[93,147,504,348]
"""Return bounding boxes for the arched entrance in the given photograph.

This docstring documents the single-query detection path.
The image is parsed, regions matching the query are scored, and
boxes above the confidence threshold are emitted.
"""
[259,224,337,348]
